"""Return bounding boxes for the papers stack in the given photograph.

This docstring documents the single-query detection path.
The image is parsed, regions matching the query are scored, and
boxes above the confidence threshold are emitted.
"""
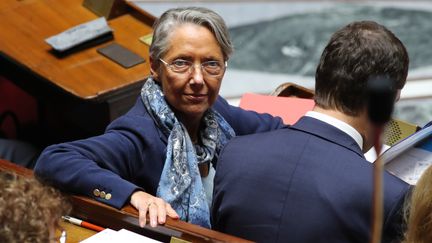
[45,17,113,52]
[380,125,432,185]
[80,228,162,243]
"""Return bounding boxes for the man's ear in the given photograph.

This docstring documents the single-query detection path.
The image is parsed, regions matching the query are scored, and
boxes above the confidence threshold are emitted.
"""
[150,56,159,80]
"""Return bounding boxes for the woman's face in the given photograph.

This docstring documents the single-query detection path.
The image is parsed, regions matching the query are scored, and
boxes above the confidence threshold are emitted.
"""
[151,23,225,123]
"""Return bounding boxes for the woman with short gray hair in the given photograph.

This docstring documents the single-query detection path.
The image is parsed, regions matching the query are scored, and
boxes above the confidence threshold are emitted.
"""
[35,7,284,228]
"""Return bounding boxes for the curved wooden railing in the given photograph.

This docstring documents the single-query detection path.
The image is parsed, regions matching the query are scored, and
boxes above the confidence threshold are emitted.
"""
[0,159,251,243]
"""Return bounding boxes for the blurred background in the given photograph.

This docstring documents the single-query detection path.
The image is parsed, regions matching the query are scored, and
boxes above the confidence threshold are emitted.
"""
[135,0,432,127]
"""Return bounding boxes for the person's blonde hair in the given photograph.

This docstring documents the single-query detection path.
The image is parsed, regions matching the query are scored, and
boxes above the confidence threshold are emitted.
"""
[403,165,432,243]
[0,171,71,243]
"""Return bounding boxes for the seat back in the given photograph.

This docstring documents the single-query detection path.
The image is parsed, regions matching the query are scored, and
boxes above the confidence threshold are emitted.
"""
[270,82,315,98]
[383,119,420,146]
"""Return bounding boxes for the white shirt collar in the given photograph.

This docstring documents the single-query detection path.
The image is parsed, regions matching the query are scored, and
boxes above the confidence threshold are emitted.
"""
[305,111,363,150]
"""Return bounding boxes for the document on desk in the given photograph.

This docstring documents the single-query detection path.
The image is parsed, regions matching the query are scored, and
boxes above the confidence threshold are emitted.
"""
[380,125,432,185]
[45,17,113,52]
[80,228,162,243]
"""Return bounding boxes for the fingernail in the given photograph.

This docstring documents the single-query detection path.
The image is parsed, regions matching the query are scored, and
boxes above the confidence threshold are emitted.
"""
[151,219,157,227]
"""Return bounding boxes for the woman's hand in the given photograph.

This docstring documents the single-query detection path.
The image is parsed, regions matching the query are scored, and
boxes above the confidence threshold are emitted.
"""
[130,191,179,227]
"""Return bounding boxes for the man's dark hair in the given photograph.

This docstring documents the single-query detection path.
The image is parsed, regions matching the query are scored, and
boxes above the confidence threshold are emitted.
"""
[314,20,409,116]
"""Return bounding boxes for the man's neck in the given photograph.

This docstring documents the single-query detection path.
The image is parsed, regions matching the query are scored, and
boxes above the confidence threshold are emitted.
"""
[312,106,372,152]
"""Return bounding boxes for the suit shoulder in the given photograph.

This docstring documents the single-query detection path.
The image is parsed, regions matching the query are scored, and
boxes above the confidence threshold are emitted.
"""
[223,129,290,156]
[231,128,288,142]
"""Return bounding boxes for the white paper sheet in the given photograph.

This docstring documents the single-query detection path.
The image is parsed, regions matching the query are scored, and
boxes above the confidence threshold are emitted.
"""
[80,228,162,243]
[381,125,432,185]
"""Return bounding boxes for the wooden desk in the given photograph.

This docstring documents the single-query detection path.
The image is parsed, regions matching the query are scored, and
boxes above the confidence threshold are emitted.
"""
[59,220,96,242]
[0,159,252,243]
[0,0,154,143]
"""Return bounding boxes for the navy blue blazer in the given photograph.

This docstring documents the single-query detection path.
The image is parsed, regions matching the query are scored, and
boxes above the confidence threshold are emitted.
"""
[212,116,411,243]
[34,96,284,209]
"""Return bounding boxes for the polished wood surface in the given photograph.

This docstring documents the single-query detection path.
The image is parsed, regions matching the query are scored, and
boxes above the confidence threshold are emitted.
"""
[0,159,252,243]
[59,221,96,242]
[71,196,252,242]
[0,0,157,143]
[0,0,152,101]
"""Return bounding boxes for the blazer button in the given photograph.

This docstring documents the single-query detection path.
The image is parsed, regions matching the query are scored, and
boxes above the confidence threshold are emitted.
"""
[100,191,106,199]
[93,189,100,197]
[105,193,112,200]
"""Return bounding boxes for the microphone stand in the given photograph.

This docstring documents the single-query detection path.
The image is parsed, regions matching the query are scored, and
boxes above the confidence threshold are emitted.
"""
[367,76,396,243]
[370,126,384,243]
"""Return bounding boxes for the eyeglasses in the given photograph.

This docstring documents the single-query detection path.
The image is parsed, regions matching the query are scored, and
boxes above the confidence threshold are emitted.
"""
[159,58,227,76]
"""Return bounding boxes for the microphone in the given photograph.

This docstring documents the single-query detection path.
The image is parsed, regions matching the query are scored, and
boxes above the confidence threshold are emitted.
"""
[367,76,396,243]
[367,75,396,125]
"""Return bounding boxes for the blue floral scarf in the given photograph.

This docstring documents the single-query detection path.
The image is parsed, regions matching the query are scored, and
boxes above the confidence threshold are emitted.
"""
[141,77,235,228]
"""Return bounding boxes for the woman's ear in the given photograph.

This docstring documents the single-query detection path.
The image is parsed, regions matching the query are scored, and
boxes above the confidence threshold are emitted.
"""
[150,57,159,80]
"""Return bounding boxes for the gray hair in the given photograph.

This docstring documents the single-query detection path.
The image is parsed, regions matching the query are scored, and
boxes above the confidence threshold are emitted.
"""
[149,7,233,63]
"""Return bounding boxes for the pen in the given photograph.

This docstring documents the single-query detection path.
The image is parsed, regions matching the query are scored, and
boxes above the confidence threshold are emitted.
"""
[62,215,105,232]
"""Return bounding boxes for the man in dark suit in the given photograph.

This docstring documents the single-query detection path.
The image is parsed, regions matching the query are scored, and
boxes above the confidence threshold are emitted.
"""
[211,21,411,243]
